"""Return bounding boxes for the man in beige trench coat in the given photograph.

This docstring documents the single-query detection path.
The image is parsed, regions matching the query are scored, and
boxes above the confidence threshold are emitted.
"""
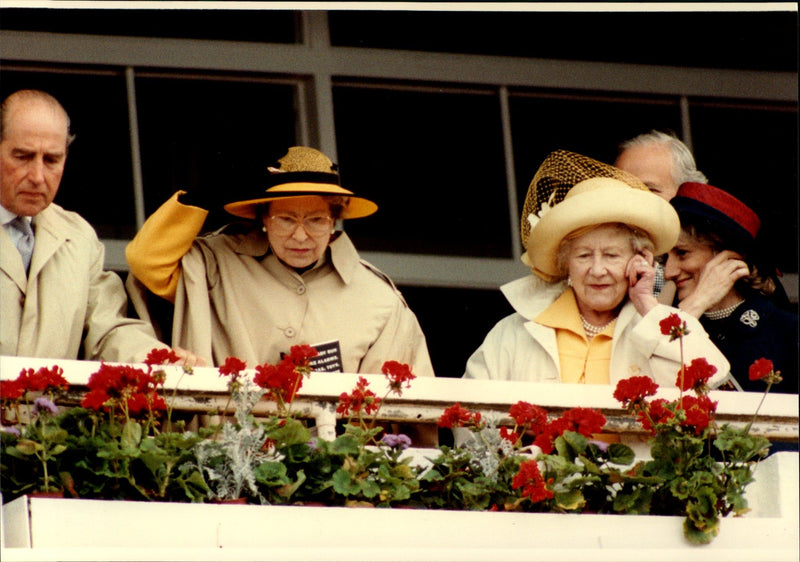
[0,89,191,363]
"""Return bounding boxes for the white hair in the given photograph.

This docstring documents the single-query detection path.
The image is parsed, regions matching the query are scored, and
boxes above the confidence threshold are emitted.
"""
[619,130,707,185]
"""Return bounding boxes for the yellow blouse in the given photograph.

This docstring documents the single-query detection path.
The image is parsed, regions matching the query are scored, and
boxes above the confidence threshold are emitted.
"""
[535,288,615,384]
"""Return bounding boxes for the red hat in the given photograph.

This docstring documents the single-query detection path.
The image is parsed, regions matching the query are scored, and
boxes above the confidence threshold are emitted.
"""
[671,182,760,247]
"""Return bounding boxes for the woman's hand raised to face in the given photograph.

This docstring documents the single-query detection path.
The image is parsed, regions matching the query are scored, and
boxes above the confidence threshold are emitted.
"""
[626,249,659,317]
[678,250,750,318]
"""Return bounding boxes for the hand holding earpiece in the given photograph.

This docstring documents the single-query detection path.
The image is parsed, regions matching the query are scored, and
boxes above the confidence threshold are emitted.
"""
[627,249,658,316]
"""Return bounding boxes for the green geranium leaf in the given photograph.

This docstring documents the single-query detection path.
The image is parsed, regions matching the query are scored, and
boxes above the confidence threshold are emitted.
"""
[361,478,381,499]
[254,461,288,485]
[607,443,635,465]
[12,439,43,455]
[275,469,306,499]
[120,420,143,453]
[41,425,68,443]
[555,431,588,460]
[49,444,68,456]
[331,468,361,496]
[419,468,443,482]
[330,435,360,457]
[578,455,600,474]
[554,488,585,511]
[683,517,719,545]
[613,486,653,514]
[268,418,311,447]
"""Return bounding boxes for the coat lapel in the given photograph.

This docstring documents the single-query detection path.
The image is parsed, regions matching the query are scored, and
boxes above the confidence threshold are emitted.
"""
[28,208,67,283]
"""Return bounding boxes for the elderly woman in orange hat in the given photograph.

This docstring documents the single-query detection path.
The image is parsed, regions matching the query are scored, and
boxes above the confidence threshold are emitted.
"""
[665,182,797,393]
[126,146,434,378]
[463,151,729,387]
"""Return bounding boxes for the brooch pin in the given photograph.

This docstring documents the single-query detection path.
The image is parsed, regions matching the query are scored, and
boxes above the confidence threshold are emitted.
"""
[739,309,760,328]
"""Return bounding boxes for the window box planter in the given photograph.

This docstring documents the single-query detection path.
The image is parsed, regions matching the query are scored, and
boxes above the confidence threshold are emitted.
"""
[2,452,797,561]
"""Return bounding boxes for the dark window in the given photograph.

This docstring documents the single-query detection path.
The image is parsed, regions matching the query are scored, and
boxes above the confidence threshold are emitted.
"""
[329,11,797,72]
[1,67,137,239]
[509,91,682,212]
[1,9,300,43]
[401,285,515,378]
[134,74,298,232]
[334,83,510,257]
[690,100,798,274]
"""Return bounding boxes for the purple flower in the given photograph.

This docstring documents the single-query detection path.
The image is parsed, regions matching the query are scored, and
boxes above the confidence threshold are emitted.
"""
[1,425,21,437]
[32,397,58,416]
[588,439,609,452]
[381,433,412,450]
[306,437,318,451]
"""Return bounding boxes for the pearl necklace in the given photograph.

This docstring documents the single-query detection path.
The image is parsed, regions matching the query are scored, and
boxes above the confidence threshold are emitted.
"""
[580,315,614,339]
[704,300,744,321]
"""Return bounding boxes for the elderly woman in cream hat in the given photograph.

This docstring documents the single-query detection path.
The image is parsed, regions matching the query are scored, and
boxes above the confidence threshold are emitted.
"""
[126,147,434,379]
[463,150,729,388]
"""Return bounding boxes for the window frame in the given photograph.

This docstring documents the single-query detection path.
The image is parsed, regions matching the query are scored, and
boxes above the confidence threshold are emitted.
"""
[1,11,796,297]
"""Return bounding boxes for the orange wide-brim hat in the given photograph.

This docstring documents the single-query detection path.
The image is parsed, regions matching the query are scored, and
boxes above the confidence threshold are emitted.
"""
[223,147,378,220]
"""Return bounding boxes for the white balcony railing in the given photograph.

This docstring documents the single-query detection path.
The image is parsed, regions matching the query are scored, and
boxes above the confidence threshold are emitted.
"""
[1,355,798,561]
[2,355,797,447]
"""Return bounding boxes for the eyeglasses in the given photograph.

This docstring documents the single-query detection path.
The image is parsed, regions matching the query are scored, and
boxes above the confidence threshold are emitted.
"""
[267,214,334,236]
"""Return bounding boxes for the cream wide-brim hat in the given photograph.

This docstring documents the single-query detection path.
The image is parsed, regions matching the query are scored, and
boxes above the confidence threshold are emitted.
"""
[223,146,378,220]
[525,177,680,281]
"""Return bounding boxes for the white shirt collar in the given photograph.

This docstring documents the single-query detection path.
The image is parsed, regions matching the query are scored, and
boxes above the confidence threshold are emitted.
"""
[0,204,31,227]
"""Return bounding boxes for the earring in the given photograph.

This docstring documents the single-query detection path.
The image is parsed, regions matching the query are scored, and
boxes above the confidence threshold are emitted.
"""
[262,226,267,233]
[567,277,572,286]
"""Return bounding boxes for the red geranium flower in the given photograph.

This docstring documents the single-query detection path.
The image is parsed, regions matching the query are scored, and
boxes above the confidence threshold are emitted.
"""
[254,360,304,403]
[613,376,659,409]
[0,378,27,401]
[382,361,416,396]
[144,348,180,369]
[659,313,689,340]
[748,358,774,381]
[286,344,318,367]
[679,395,717,435]
[219,357,247,377]
[509,401,548,432]
[532,418,570,454]
[512,459,553,503]
[561,407,606,437]
[437,403,482,429]
[636,398,674,435]
[676,358,717,392]
[81,363,163,417]
[81,388,111,411]
[14,366,69,394]
[499,426,520,444]
[336,377,381,417]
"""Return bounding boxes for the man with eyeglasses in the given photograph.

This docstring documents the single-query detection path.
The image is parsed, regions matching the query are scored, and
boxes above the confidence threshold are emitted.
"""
[126,146,434,383]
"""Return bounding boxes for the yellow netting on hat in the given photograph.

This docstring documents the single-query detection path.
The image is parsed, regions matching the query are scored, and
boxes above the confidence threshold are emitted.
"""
[520,149,649,250]
[270,146,338,175]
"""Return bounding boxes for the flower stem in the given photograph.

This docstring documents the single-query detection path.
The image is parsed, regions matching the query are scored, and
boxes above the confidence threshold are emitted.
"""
[745,382,773,433]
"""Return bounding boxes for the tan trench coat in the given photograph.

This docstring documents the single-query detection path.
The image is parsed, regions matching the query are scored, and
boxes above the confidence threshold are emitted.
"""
[1,203,166,362]
[126,193,434,376]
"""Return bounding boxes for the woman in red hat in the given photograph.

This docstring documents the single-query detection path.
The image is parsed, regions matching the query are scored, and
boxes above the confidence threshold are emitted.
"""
[665,182,797,393]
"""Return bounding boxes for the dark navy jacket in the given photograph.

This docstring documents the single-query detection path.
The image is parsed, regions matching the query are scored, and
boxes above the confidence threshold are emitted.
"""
[700,292,798,394]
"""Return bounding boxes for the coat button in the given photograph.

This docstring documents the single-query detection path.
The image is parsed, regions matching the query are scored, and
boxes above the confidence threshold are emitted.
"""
[284,327,297,338]
[296,285,306,295]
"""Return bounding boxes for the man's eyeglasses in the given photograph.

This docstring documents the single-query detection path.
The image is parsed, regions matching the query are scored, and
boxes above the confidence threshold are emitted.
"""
[267,214,334,236]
